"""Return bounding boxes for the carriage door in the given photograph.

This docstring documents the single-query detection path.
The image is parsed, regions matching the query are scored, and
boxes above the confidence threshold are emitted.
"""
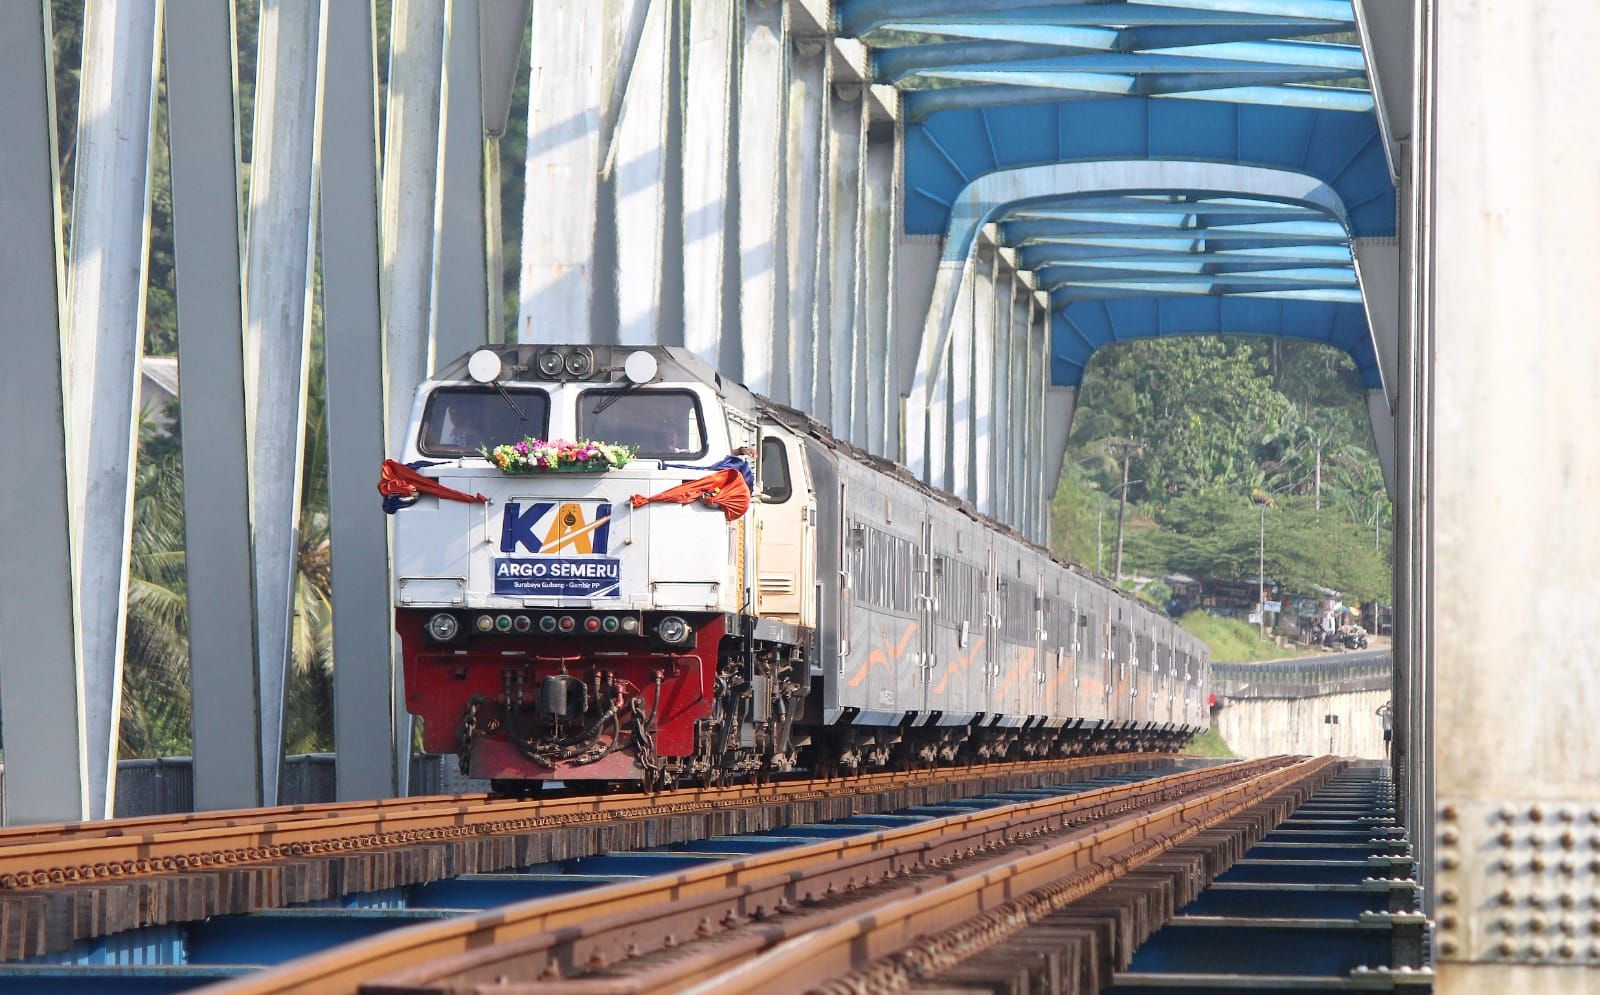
[1031,570,1047,720]
[982,544,998,714]
[917,513,936,713]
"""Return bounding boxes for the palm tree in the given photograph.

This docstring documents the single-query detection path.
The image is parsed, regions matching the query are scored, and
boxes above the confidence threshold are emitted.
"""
[121,415,193,757]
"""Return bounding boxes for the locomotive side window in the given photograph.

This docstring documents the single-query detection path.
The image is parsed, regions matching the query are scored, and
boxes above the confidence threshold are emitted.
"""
[758,437,792,502]
[577,389,707,458]
[418,386,550,457]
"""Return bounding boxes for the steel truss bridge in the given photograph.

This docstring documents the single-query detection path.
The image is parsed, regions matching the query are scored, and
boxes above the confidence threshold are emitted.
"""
[0,3,1595,988]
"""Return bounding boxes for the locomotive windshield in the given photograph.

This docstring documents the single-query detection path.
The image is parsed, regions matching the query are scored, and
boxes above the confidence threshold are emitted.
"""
[578,389,707,458]
[418,386,549,457]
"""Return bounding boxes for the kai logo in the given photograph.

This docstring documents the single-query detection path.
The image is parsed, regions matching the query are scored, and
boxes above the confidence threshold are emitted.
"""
[499,501,612,555]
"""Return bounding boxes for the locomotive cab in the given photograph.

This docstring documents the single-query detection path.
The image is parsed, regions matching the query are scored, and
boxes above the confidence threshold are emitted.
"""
[392,345,813,787]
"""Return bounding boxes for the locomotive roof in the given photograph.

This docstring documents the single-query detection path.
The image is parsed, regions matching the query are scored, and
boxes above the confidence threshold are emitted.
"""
[753,396,1143,608]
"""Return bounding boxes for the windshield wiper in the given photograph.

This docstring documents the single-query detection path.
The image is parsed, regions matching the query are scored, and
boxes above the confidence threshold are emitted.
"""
[592,381,639,416]
[493,382,526,421]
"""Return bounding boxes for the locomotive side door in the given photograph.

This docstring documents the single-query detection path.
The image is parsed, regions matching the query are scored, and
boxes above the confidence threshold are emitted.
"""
[752,432,812,626]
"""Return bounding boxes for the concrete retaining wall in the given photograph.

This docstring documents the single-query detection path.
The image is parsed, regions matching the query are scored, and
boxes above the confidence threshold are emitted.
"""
[1215,688,1392,760]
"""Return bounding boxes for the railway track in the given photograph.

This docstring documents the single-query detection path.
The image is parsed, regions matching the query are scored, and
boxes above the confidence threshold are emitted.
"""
[0,753,1174,963]
[195,755,1336,995]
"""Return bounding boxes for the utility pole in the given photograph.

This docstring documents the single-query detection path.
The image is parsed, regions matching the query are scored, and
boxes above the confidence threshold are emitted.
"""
[1108,438,1138,584]
[1258,501,1267,639]
[1096,497,1105,575]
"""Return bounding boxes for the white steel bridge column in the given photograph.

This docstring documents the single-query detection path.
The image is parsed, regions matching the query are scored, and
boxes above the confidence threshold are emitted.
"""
[164,0,264,810]
[1425,3,1600,989]
[992,273,1017,518]
[784,37,826,409]
[320,0,400,801]
[971,246,998,516]
[860,92,898,456]
[518,0,606,344]
[822,78,863,436]
[0,0,89,825]
[948,245,976,504]
[1006,294,1032,529]
[1029,297,1051,542]
[382,0,444,436]
[1043,385,1079,544]
[682,0,737,368]
[1019,296,1040,536]
[737,0,786,398]
[65,0,164,819]
[430,0,490,360]
[609,0,674,347]
[246,0,321,806]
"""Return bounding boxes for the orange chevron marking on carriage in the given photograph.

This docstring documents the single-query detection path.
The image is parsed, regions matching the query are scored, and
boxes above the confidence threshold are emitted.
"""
[996,648,1037,697]
[845,623,919,687]
[1051,659,1076,693]
[932,636,985,695]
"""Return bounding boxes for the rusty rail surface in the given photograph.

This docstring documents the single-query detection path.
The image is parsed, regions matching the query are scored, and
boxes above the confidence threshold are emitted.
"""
[0,753,1174,891]
[195,757,1318,995]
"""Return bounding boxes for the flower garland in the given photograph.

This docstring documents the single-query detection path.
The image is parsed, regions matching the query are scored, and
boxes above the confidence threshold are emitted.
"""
[480,438,636,473]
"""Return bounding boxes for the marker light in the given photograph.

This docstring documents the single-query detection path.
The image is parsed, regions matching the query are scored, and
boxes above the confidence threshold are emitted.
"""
[564,348,595,378]
[513,615,532,633]
[602,616,620,633]
[657,616,692,645]
[621,617,640,633]
[475,614,495,633]
[558,615,576,633]
[495,614,513,632]
[538,615,558,633]
[426,613,459,641]
[584,616,601,633]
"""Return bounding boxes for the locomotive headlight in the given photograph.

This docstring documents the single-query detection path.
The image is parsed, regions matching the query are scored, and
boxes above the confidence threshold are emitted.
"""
[536,350,564,378]
[657,616,692,645]
[426,613,459,642]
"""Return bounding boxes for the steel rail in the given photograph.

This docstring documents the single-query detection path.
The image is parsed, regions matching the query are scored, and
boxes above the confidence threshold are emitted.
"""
[0,793,494,846]
[702,757,1337,995]
[0,752,1174,890]
[195,757,1296,995]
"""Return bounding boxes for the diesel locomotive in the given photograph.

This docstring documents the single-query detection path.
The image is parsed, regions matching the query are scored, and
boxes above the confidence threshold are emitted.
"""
[391,345,1209,788]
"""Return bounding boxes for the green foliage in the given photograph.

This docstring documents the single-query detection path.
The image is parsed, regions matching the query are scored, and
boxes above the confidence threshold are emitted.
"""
[1069,338,1295,501]
[1127,490,1389,602]
[1183,725,1236,759]
[1178,610,1312,665]
[1054,337,1393,605]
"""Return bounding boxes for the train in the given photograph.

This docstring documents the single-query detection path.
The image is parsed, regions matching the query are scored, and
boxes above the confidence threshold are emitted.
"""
[390,345,1209,789]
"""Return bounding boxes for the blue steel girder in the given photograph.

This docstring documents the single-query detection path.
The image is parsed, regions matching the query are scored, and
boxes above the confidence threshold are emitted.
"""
[1055,295,1378,387]
[848,2,1395,410]
[902,98,1394,238]
[910,161,1383,401]
[843,0,1369,119]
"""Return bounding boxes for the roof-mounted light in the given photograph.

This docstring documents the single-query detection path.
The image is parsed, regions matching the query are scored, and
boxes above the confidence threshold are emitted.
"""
[467,349,502,384]
[623,350,658,385]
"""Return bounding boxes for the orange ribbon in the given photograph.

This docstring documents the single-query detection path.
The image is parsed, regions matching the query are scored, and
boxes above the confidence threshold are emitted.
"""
[629,467,751,521]
[378,459,488,507]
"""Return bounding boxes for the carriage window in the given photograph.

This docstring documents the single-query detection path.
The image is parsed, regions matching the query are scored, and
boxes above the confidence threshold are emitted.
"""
[759,437,792,502]
[577,389,707,458]
[418,387,549,457]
